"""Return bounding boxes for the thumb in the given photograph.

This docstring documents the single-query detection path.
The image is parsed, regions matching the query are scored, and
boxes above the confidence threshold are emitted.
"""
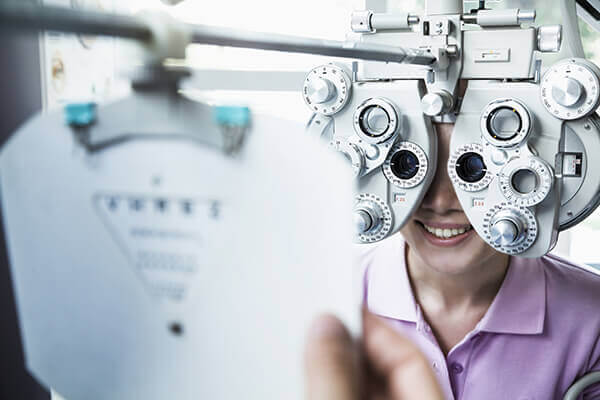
[304,314,361,400]
[363,311,444,400]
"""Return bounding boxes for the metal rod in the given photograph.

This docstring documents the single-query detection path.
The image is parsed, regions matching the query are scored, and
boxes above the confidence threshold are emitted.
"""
[188,25,436,65]
[0,2,152,41]
[0,1,436,65]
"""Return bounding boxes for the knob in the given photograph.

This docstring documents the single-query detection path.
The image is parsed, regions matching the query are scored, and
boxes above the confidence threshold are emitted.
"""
[489,210,527,247]
[551,77,582,107]
[362,106,390,136]
[307,77,337,104]
[537,25,562,53]
[330,139,365,178]
[490,219,518,246]
[540,58,600,120]
[303,64,352,116]
[485,206,537,253]
[421,91,453,116]
[517,9,536,24]
[354,210,373,233]
[353,201,382,235]
[354,193,393,243]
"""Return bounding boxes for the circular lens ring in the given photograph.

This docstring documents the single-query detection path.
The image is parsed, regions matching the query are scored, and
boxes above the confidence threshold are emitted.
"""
[390,150,420,180]
[480,99,531,148]
[448,143,493,192]
[355,193,393,243]
[455,152,487,183]
[482,204,538,254]
[359,106,390,138]
[486,106,522,142]
[498,157,554,207]
[383,141,429,189]
[353,98,399,144]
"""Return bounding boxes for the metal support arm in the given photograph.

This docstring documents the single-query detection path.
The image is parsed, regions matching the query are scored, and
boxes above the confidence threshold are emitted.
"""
[0,1,436,65]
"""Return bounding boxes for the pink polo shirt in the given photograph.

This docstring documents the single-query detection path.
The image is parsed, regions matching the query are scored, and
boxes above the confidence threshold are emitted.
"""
[361,234,600,400]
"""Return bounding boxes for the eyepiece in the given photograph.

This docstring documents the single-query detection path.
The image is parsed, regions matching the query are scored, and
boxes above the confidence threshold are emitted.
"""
[456,152,487,183]
[384,141,428,189]
[390,150,419,180]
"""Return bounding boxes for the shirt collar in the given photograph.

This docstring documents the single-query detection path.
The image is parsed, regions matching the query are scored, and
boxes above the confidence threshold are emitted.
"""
[477,256,546,335]
[365,237,546,335]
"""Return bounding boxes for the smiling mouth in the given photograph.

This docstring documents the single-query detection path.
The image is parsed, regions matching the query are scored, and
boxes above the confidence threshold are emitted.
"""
[416,221,473,239]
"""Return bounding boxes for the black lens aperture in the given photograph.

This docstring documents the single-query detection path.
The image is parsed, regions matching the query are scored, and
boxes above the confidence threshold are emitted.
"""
[391,150,420,180]
[456,152,486,183]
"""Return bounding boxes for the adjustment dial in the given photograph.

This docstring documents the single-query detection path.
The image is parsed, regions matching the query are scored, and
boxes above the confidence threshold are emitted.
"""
[383,141,429,188]
[498,157,553,207]
[303,64,352,116]
[482,205,538,254]
[448,143,493,192]
[490,218,520,246]
[421,90,453,117]
[354,193,393,243]
[330,138,366,178]
[540,58,600,120]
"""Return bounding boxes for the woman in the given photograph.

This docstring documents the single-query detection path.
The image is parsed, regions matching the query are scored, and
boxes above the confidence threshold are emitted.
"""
[360,122,600,399]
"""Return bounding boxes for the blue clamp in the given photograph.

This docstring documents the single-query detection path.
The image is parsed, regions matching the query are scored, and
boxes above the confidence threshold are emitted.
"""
[64,102,97,127]
[214,106,251,127]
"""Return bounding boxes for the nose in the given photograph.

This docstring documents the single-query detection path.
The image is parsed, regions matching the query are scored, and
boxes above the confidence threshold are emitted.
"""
[421,123,463,215]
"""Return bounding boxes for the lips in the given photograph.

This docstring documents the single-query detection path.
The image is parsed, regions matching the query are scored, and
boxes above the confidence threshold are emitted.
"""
[415,220,474,247]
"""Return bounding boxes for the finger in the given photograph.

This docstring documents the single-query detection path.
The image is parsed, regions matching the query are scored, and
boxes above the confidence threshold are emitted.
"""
[363,311,444,400]
[304,314,361,400]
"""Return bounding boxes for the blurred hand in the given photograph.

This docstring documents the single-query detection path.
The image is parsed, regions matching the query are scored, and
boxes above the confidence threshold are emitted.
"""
[304,310,444,400]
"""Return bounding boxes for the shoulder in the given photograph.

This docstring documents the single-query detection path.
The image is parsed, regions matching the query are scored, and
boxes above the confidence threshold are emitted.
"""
[525,253,600,341]
[539,253,600,306]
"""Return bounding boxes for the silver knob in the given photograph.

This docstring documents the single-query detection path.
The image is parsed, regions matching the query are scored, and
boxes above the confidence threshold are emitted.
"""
[490,219,518,246]
[330,139,366,178]
[551,77,583,107]
[363,106,390,135]
[489,107,522,139]
[517,9,536,24]
[537,25,562,53]
[489,210,527,247]
[421,91,453,117]
[353,210,373,233]
[306,77,337,104]
[353,201,382,235]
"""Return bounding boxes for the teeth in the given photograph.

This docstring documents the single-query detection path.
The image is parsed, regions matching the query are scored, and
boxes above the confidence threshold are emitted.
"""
[423,224,471,239]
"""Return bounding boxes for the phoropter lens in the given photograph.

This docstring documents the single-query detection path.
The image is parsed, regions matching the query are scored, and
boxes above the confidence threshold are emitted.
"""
[456,152,487,183]
[390,150,419,180]
[486,106,522,141]
[359,105,390,138]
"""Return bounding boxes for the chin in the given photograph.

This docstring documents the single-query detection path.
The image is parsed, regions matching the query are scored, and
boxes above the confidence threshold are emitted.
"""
[401,219,497,275]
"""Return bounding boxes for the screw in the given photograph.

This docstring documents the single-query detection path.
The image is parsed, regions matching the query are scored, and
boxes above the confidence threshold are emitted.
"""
[169,321,184,336]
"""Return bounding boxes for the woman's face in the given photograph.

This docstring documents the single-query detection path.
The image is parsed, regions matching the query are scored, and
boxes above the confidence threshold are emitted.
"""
[400,123,502,275]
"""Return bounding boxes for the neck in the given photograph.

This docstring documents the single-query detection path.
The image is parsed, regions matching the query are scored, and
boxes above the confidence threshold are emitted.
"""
[406,245,509,311]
